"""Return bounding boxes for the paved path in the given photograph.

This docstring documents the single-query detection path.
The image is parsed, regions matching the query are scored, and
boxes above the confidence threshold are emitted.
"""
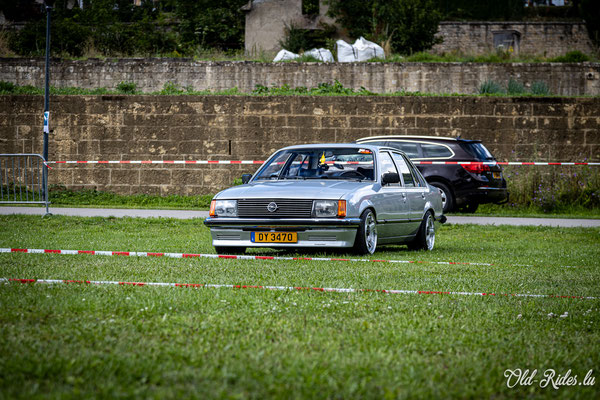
[1,206,599,227]
[445,216,600,228]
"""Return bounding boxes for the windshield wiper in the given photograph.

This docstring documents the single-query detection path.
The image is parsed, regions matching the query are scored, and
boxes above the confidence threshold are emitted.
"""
[336,177,365,182]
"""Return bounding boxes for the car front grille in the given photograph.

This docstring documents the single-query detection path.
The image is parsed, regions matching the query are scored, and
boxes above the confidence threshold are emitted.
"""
[216,234,242,240]
[238,199,313,218]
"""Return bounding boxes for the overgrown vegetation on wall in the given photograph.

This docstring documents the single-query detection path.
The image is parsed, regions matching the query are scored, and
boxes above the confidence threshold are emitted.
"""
[4,0,247,57]
[0,80,560,97]
[498,165,600,214]
[3,0,598,58]
[326,0,442,54]
[433,0,524,20]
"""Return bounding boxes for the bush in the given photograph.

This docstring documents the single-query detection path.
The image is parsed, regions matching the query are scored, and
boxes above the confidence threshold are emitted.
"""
[551,50,591,63]
[159,82,185,95]
[327,0,442,54]
[8,19,46,57]
[7,0,246,58]
[279,24,312,54]
[502,165,600,213]
[278,23,335,54]
[434,0,524,20]
[478,80,504,95]
[507,78,525,95]
[530,81,550,96]
[252,81,374,96]
[116,81,137,94]
[580,0,600,48]
[0,81,16,93]
[52,15,92,57]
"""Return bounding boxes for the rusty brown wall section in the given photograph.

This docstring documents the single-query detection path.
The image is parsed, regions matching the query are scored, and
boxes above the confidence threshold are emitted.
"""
[1,95,598,195]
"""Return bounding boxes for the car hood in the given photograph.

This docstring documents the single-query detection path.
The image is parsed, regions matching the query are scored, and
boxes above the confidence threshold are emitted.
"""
[214,180,374,200]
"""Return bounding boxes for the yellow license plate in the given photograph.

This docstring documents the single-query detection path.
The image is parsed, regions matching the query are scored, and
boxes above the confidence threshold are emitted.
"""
[251,232,297,243]
[493,172,501,179]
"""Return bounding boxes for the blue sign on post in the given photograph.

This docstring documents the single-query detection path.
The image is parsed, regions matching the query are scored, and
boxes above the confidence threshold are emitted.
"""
[43,111,50,133]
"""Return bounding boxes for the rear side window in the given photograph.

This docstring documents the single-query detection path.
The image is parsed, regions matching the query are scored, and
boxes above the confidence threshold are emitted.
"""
[421,144,453,158]
[386,142,420,158]
[379,152,400,187]
[391,152,416,188]
[460,142,495,161]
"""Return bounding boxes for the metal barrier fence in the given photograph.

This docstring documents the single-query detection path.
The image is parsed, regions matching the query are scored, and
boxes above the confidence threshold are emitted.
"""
[0,154,50,214]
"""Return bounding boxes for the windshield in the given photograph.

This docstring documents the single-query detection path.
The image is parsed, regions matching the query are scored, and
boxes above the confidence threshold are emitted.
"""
[255,148,375,181]
[459,142,495,161]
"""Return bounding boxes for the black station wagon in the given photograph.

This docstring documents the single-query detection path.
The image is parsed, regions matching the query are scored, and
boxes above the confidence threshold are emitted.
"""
[355,136,509,213]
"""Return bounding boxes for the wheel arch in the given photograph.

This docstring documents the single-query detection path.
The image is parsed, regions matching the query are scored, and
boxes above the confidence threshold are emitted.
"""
[358,200,377,220]
[426,177,455,213]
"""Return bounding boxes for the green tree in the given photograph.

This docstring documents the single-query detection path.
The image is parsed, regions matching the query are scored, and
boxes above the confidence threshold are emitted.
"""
[7,0,245,57]
[172,0,247,51]
[580,0,600,48]
[433,0,524,20]
[327,0,442,54]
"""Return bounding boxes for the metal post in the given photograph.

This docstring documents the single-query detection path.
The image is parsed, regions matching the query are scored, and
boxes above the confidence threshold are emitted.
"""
[42,0,54,216]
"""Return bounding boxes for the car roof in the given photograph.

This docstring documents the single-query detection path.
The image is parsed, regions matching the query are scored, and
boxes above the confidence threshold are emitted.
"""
[355,135,482,144]
[279,143,388,152]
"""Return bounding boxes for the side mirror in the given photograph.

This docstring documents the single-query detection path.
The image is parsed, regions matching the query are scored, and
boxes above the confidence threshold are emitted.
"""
[382,172,400,185]
[241,174,252,184]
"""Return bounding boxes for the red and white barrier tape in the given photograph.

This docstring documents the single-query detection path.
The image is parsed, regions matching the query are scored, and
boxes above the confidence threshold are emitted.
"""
[1,277,596,300]
[47,160,600,166]
[0,247,498,267]
[417,161,600,166]
[50,160,265,165]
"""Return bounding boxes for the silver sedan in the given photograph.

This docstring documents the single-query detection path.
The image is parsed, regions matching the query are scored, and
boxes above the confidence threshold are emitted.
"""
[204,144,446,254]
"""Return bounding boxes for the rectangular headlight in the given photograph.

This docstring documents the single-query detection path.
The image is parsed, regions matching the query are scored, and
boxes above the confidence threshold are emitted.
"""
[312,200,339,218]
[210,200,237,217]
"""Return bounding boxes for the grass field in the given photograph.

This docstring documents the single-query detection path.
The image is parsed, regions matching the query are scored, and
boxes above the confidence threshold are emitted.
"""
[40,184,600,219]
[0,215,598,399]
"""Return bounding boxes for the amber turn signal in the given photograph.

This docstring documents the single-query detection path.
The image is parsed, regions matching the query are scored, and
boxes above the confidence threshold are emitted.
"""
[337,200,347,218]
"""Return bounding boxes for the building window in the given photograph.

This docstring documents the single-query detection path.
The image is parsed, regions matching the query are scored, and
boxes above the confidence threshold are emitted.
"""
[492,30,521,54]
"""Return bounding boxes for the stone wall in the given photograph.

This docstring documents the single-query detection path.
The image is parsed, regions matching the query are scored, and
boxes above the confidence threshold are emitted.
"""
[432,21,596,58]
[1,95,598,195]
[1,58,599,96]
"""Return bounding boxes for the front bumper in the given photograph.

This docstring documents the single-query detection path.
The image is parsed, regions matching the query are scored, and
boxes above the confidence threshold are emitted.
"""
[204,217,361,248]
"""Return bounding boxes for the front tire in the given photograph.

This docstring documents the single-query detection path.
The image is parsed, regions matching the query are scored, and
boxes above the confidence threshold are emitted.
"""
[354,209,377,255]
[408,211,435,251]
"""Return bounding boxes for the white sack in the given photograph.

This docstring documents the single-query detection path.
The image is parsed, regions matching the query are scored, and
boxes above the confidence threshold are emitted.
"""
[304,48,334,62]
[336,39,357,62]
[354,37,385,61]
[336,37,385,62]
[273,49,299,62]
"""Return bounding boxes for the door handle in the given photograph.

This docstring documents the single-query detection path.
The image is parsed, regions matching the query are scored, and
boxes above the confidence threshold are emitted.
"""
[401,193,407,202]
[421,193,426,199]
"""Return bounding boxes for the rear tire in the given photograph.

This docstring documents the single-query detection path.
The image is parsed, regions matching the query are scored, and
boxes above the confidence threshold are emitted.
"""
[408,211,435,251]
[430,182,454,213]
[214,246,246,255]
[354,209,378,255]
